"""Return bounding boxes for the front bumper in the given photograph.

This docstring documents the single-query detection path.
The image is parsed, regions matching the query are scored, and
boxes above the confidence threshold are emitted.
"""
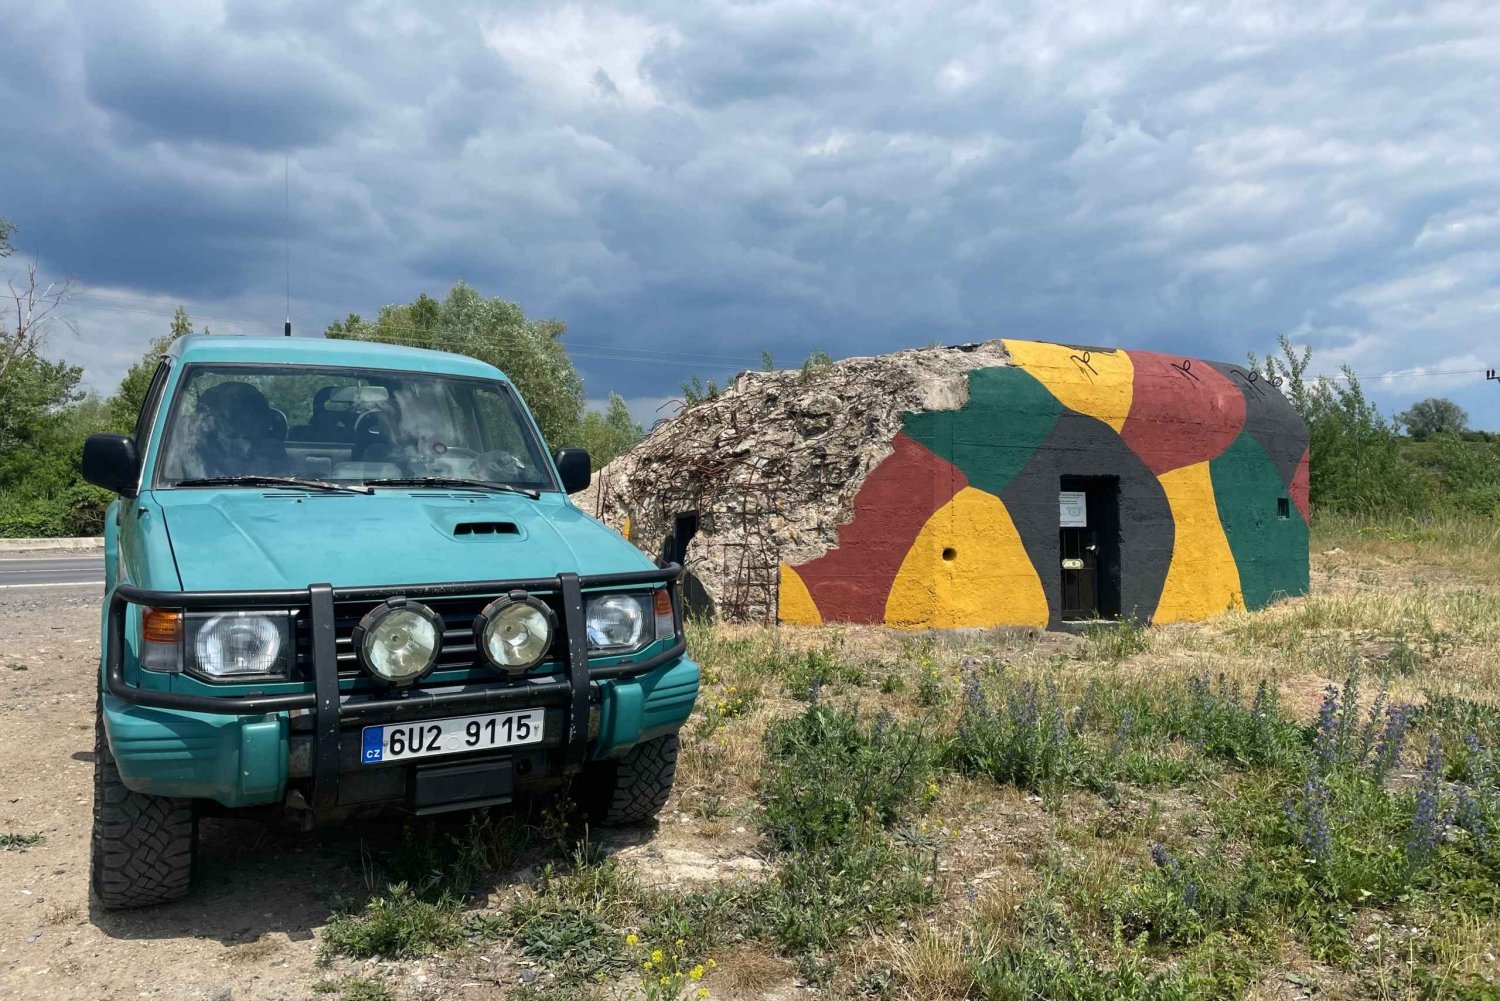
[102,566,695,810]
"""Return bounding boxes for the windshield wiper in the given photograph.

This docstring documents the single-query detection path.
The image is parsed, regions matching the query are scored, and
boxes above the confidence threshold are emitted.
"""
[364,476,540,500]
[175,475,374,495]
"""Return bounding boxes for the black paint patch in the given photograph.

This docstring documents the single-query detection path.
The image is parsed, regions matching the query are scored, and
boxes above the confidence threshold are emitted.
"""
[999,411,1175,628]
[1207,362,1308,492]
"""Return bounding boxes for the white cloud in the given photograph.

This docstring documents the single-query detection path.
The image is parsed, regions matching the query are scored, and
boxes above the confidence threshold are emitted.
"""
[481,5,681,110]
[4,0,1500,428]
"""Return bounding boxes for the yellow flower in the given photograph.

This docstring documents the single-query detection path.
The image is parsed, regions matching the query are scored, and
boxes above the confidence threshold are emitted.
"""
[644,961,653,972]
[707,959,717,969]
[626,933,639,946]
[698,989,710,999]
[651,949,664,964]
[691,964,705,980]
[676,938,685,948]
[660,975,670,986]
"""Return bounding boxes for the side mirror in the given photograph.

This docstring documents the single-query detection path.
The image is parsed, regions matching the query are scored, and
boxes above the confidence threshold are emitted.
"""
[82,434,141,497]
[553,448,592,495]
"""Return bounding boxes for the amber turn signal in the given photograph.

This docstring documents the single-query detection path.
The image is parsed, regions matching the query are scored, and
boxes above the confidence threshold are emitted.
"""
[142,608,183,644]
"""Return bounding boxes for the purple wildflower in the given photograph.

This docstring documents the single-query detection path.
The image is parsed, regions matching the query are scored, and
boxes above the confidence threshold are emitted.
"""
[1369,704,1416,783]
[1456,786,1489,848]
[1109,709,1136,759]
[962,673,987,715]
[1406,737,1447,870]
[1286,774,1333,862]
[1312,684,1342,775]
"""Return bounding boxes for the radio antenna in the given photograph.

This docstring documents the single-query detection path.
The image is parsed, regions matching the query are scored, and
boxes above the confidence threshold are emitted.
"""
[284,155,292,336]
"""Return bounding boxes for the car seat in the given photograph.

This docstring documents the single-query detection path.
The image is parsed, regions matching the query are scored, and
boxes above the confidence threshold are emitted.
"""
[189,382,290,477]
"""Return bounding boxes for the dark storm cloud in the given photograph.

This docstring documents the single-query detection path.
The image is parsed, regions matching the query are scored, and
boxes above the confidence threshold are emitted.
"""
[1,0,1497,428]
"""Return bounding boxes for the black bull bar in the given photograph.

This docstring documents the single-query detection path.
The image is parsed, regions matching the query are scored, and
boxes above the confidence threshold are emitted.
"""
[105,565,686,810]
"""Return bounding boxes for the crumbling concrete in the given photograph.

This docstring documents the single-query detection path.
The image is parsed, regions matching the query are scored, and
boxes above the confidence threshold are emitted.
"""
[579,341,1014,621]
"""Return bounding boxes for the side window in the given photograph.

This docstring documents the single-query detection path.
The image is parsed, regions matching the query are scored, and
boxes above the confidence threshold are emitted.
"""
[133,361,173,453]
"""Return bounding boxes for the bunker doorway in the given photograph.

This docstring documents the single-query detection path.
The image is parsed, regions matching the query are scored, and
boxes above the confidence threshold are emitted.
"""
[1058,476,1121,622]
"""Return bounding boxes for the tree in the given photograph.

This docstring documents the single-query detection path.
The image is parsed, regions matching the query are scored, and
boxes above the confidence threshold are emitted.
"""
[2,258,75,400]
[0,217,13,257]
[326,282,585,447]
[110,305,195,430]
[1396,397,1468,441]
[1251,336,1429,514]
[580,393,643,469]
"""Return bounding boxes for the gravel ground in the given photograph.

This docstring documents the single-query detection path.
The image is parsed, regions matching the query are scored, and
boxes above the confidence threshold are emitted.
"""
[0,587,378,1000]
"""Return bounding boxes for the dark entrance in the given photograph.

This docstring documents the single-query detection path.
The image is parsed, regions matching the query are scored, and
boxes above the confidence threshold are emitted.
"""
[1058,476,1121,621]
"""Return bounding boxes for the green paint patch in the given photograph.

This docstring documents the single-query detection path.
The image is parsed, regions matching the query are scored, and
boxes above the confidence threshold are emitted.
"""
[902,367,1064,497]
[1211,430,1310,608]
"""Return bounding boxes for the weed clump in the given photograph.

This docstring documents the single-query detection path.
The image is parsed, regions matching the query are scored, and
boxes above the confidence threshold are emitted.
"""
[761,702,933,851]
[321,884,466,960]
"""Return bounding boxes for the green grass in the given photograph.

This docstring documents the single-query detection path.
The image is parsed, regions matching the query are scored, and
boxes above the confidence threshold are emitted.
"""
[312,522,1500,997]
[0,832,44,851]
[312,977,396,1001]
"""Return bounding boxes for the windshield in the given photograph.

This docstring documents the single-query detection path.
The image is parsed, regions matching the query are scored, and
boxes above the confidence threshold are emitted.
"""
[155,364,557,492]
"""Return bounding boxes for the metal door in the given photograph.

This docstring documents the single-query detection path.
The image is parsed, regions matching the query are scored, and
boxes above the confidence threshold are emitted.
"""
[1059,526,1099,620]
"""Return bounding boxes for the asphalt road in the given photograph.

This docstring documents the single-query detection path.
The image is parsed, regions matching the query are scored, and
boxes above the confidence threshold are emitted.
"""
[0,553,105,589]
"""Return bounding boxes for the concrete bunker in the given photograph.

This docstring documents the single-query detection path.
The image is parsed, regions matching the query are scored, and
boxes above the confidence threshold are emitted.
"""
[583,338,1310,629]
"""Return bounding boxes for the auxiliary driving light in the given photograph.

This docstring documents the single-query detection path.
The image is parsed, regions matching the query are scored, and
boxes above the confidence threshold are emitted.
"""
[474,593,555,674]
[352,598,443,686]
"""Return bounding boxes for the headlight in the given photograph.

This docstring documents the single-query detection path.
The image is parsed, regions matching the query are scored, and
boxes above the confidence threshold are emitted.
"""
[475,593,554,674]
[184,611,292,681]
[353,599,443,686]
[585,594,650,652]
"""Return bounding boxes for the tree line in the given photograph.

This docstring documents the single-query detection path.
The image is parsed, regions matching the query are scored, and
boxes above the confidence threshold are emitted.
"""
[0,219,643,536]
[1,214,1495,537]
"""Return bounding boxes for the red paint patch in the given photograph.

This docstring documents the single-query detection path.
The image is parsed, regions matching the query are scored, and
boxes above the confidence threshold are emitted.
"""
[1289,447,1310,522]
[1120,351,1247,475]
[793,433,968,623]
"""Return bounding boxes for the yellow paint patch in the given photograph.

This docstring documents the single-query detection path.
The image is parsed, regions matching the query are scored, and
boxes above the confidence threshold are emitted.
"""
[1002,338,1134,433]
[1153,462,1245,623]
[777,564,823,625]
[884,487,1048,629]
[621,515,632,542]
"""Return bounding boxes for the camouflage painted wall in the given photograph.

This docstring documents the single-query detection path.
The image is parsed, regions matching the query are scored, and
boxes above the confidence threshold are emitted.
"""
[779,339,1310,629]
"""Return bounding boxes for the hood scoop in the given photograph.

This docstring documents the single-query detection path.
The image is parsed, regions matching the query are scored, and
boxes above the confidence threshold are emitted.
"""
[453,520,520,537]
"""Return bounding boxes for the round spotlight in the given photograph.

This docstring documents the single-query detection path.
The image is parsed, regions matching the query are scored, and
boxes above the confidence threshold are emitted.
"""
[475,593,554,674]
[352,599,443,686]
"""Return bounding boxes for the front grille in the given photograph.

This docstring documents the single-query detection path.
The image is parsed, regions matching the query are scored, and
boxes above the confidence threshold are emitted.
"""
[295,590,566,679]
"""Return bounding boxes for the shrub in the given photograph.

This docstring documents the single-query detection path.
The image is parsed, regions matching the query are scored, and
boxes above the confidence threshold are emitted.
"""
[1080,619,1150,662]
[946,674,1099,793]
[761,702,934,852]
[1164,676,1304,768]
[1107,844,1275,947]
[764,829,937,956]
[502,854,638,983]
[320,884,466,959]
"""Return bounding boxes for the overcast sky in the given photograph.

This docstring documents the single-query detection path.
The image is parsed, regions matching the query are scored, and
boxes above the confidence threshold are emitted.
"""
[2,0,1497,428]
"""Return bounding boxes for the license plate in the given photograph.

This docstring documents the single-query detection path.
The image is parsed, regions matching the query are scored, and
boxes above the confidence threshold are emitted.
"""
[360,709,545,765]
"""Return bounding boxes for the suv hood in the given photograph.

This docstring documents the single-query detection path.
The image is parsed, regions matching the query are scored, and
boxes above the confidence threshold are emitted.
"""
[152,489,652,591]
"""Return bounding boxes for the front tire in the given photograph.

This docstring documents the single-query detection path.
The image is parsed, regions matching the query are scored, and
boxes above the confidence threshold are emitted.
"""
[584,733,680,826]
[91,703,196,909]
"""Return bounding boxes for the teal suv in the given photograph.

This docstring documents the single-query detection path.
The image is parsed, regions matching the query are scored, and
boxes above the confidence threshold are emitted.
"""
[82,336,698,908]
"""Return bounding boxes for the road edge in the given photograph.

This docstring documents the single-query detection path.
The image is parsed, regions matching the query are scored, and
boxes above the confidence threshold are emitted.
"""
[0,537,106,553]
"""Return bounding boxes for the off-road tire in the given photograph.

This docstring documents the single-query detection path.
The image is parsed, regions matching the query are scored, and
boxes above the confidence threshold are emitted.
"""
[588,733,679,826]
[91,703,196,909]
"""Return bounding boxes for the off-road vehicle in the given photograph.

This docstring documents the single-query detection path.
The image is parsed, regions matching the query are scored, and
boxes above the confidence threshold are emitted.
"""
[83,335,697,907]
